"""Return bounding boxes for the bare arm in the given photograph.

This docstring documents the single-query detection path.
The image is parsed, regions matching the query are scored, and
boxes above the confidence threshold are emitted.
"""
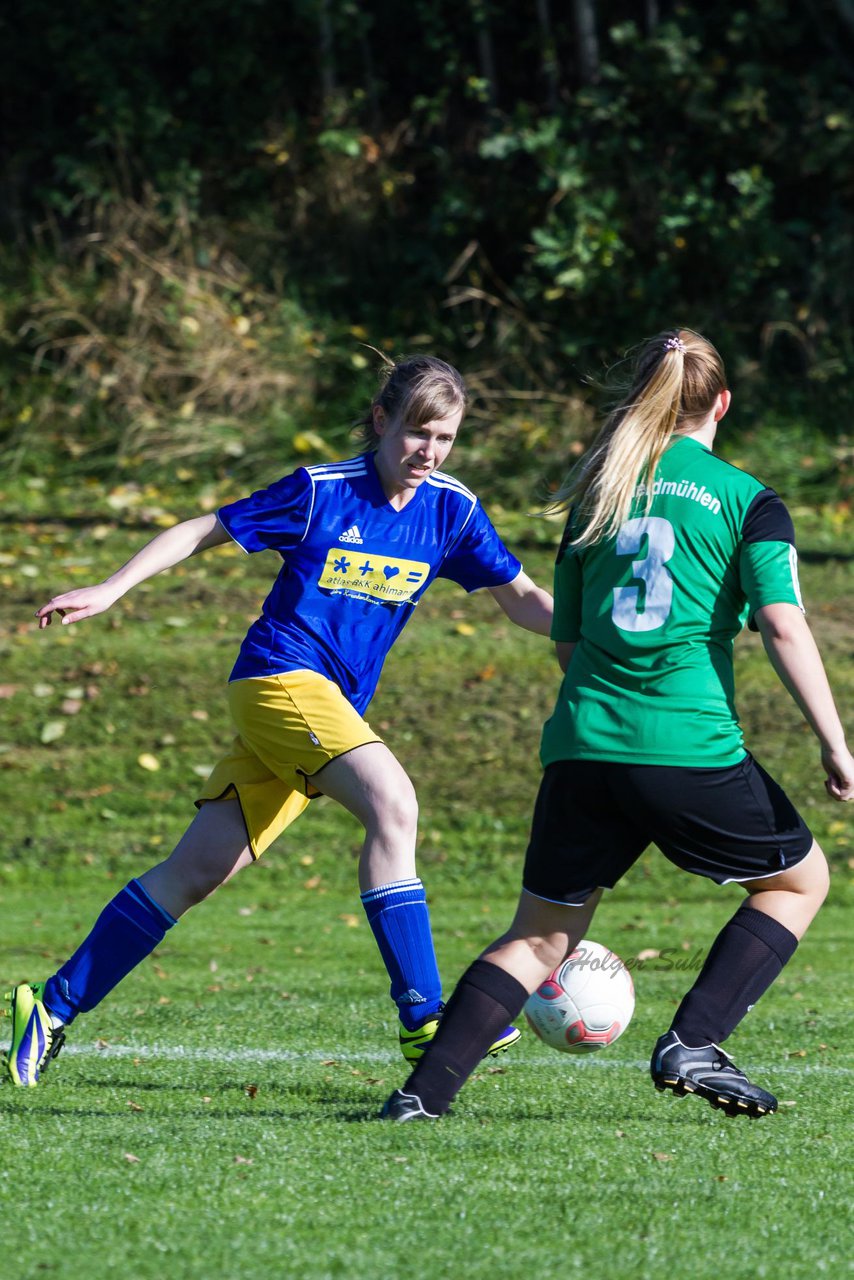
[755,602,854,801]
[36,514,231,628]
[487,570,553,636]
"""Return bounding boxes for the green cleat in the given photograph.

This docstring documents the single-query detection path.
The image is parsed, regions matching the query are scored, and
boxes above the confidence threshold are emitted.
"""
[399,1003,521,1065]
[3,982,66,1087]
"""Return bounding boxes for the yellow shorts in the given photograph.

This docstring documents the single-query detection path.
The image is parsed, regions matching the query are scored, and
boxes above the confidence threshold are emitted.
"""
[195,671,382,859]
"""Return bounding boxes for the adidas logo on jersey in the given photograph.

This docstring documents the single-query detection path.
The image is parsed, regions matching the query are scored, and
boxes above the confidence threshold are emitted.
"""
[339,525,364,544]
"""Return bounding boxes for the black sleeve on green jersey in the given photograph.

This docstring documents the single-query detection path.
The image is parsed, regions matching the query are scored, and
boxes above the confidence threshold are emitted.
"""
[740,489,801,631]
[741,488,795,547]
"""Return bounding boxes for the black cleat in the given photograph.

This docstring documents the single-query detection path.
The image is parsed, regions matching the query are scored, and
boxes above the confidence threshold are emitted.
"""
[651,1030,778,1119]
[380,1089,440,1122]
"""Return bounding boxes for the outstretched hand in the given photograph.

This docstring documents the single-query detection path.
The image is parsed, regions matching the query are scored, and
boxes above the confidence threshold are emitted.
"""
[36,583,119,629]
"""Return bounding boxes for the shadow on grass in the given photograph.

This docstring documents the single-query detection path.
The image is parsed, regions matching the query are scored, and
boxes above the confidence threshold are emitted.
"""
[0,1069,385,1124]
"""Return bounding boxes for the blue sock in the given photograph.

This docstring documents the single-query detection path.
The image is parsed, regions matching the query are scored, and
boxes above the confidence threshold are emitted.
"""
[360,878,443,1030]
[43,879,177,1024]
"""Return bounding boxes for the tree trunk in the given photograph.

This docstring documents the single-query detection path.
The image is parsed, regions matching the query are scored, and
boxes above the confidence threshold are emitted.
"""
[536,0,561,110]
[573,0,600,86]
[472,1,499,108]
[318,0,337,106]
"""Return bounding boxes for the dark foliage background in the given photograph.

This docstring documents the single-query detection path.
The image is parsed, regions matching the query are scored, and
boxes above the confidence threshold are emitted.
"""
[1,0,853,486]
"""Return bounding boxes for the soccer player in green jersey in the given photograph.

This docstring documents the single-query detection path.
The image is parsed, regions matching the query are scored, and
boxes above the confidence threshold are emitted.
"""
[383,327,854,1122]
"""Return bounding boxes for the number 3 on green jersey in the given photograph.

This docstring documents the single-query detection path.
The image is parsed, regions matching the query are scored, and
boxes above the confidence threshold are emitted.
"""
[612,516,675,632]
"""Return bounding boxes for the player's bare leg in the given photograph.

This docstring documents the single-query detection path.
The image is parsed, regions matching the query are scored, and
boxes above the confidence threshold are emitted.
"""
[139,797,254,919]
[307,741,418,892]
[478,888,603,991]
[740,839,829,937]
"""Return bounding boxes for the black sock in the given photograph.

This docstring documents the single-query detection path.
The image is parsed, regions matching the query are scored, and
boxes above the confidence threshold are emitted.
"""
[671,904,798,1047]
[404,959,528,1115]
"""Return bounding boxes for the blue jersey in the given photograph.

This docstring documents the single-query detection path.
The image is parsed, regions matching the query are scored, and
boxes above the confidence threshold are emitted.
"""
[217,452,521,713]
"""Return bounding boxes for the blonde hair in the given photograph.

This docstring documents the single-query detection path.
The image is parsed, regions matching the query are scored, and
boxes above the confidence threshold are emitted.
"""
[355,354,468,449]
[550,328,727,546]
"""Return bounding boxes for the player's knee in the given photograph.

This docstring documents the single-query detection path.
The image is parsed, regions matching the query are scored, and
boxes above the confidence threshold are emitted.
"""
[524,932,567,974]
[806,843,830,907]
[375,781,419,842]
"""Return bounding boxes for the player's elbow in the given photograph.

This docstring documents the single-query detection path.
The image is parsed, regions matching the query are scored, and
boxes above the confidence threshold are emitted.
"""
[754,602,806,646]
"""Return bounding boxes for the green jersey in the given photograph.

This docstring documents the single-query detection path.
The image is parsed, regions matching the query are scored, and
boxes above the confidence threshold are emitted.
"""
[542,436,803,768]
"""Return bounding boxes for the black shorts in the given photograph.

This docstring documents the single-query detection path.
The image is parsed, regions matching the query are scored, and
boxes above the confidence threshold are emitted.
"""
[522,755,813,905]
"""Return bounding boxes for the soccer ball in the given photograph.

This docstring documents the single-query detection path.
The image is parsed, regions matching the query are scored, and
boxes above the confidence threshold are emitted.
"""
[524,939,635,1054]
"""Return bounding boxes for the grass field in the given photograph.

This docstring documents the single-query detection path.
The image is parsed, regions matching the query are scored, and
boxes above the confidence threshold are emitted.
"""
[1,476,852,1279]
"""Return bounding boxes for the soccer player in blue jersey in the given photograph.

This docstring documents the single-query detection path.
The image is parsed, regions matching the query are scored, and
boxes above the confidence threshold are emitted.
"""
[383,329,853,1122]
[5,354,553,1087]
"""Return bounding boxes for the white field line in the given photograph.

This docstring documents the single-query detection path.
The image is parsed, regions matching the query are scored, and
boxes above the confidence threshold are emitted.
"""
[60,1042,854,1076]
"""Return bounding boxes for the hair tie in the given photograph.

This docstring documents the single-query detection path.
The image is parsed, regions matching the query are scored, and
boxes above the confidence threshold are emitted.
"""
[664,336,686,353]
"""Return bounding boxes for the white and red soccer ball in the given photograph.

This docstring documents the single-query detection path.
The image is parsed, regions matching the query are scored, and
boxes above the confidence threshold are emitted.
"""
[524,939,635,1054]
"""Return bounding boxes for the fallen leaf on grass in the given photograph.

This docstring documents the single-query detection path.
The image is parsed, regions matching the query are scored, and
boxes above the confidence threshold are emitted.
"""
[788,1049,807,1058]
[127,1101,144,1113]
[653,1153,673,1162]
[137,753,160,772]
[636,949,661,962]
[40,720,66,744]
[233,1155,253,1165]
[464,664,497,686]
[123,1153,140,1164]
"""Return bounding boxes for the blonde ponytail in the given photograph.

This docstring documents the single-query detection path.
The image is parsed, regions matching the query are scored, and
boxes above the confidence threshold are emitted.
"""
[549,329,726,547]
